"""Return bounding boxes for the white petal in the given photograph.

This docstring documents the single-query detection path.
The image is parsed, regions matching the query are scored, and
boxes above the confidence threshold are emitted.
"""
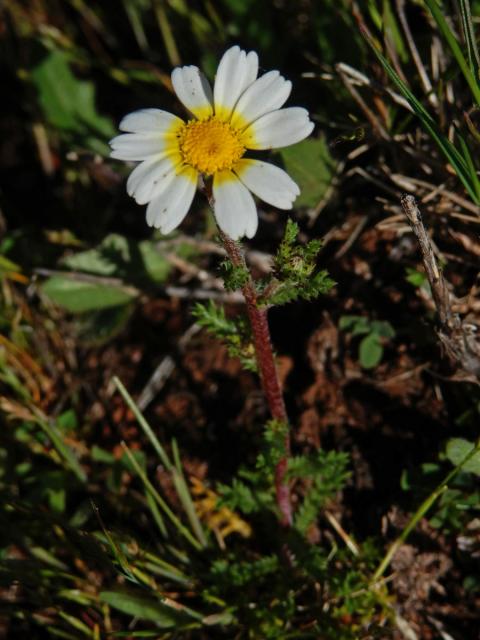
[214,46,259,121]
[146,167,197,233]
[171,66,213,119]
[119,109,183,133]
[230,71,292,128]
[242,107,314,150]
[235,160,300,210]
[110,132,177,161]
[244,50,259,88]
[126,153,182,204]
[212,171,258,240]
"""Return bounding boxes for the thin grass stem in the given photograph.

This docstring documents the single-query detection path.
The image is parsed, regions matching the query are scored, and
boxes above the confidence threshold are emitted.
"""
[121,442,203,551]
[425,0,480,106]
[113,377,207,547]
[372,437,480,583]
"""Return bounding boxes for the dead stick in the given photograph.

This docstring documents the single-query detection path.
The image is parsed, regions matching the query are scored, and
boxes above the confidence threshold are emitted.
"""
[401,194,452,327]
[401,194,480,379]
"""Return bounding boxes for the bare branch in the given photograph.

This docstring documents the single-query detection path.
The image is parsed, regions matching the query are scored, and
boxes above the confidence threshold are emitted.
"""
[401,194,480,380]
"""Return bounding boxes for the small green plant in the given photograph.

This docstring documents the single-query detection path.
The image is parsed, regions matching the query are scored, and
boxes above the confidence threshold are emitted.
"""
[218,419,351,536]
[339,315,395,369]
[288,450,351,534]
[191,299,257,371]
[259,220,335,306]
[405,266,429,289]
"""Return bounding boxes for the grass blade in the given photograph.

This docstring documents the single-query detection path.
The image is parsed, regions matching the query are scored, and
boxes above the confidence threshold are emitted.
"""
[459,0,480,79]
[113,376,207,547]
[171,439,207,547]
[121,442,203,551]
[424,0,480,106]
[362,27,480,204]
[153,0,181,67]
[113,376,171,469]
[372,437,480,583]
[145,490,169,538]
[33,411,87,484]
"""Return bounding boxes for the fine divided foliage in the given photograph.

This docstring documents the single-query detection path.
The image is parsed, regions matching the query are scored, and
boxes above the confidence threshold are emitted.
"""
[191,300,257,371]
[260,219,335,306]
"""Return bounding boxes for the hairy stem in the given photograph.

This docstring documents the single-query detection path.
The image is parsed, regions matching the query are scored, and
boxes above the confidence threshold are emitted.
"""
[219,230,293,527]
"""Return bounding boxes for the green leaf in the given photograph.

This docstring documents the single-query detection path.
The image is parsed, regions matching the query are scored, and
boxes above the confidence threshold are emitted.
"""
[75,305,134,345]
[445,438,480,475]
[264,219,335,306]
[41,276,137,312]
[62,234,130,276]
[100,590,189,626]
[63,234,172,284]
[138,240,172,283]
[217,478,260,514]
[405,267,428,288]
[288,450,350,534]
[370,321,395,339]
[359,333,383,369]
[30,50,115,153]
[278,138,336,207]
[192,301,257,371]
[46,486,66,512]
[339,315,368,334]
[91,445,116,464]
[56,409,77,431]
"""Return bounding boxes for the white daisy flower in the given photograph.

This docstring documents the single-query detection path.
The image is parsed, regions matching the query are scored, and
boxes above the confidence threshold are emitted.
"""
[109,45,314,240]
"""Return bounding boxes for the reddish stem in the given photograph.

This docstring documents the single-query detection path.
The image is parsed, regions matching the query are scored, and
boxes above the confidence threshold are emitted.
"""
[220,231,292,527]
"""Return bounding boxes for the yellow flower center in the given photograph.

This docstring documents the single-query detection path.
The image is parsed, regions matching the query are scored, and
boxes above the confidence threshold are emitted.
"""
[177,116,245,175]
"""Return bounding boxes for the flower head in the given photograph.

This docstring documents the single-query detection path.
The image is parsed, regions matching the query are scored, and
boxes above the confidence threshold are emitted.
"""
[109,46,314,240]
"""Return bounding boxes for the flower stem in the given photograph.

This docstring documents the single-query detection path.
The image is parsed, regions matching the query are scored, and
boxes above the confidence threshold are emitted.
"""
[219,230,293,527]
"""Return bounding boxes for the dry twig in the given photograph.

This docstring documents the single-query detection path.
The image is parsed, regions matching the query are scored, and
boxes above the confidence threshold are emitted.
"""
[401,194,480,380]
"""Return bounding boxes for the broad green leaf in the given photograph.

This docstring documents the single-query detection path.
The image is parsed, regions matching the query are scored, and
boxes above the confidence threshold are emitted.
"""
[138,240,172,283]
[370,320,395,339]
[359,333,383,369]
[100,590,190,626]
[339,315,370,336]
[30,50,115,153]
[41,276,137,312]
[76,305,134,346]
[62,234,131,277]
[279,138,336,208]
[62,234,172,284]
[446,438,480,475]
[351,323,371,338]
